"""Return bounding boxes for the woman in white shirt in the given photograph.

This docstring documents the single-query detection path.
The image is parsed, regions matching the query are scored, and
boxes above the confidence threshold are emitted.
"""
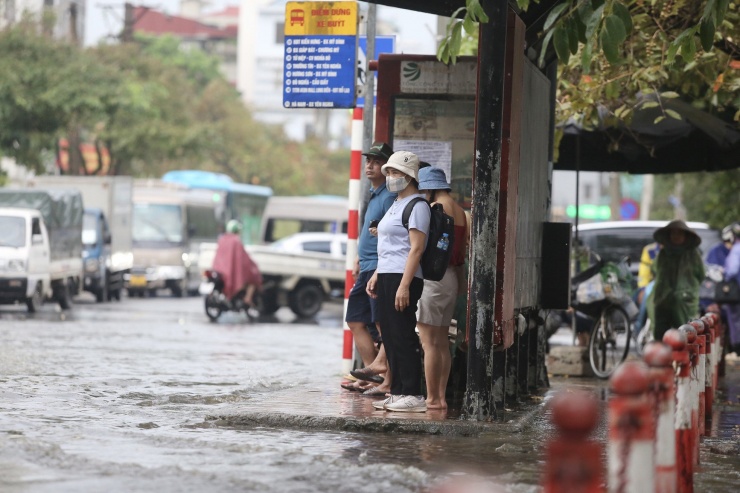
[366,151,430,413]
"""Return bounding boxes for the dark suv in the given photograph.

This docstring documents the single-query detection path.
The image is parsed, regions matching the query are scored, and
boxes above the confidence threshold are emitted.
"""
[576,221,721,277]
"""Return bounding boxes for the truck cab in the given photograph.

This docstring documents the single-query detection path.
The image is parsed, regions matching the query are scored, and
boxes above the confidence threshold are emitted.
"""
[0,208,52,311]
[82,208,113,302]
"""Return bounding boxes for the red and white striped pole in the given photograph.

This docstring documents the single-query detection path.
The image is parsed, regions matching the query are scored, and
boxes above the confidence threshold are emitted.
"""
[680,324,701,467]
[664,328,693,493]
[342,107,364,375]
[689,320,707,437]
[608,361,655,493]
[643,342,677,493]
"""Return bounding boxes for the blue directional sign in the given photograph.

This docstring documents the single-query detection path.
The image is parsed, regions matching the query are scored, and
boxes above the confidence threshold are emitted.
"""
[356,35,396,108]
[283,2,358,109]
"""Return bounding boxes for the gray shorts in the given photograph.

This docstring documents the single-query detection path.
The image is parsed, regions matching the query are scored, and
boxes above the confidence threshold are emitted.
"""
[416,265,464,327]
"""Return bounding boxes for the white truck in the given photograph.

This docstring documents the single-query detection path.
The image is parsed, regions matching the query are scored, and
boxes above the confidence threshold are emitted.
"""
[0,189,84,311]
[26,176,134,302]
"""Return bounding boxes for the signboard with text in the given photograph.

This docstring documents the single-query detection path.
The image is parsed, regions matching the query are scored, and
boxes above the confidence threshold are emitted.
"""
[283,1,358,109]
[356,35,395,108]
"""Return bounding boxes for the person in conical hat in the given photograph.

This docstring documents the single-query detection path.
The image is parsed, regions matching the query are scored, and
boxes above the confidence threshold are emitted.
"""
[647,220,705,341]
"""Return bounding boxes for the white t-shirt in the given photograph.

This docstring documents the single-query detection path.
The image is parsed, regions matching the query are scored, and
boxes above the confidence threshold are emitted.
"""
[376,194,431,277]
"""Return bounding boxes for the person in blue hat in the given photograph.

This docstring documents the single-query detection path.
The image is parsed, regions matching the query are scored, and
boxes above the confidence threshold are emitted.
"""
[415,166,468,411]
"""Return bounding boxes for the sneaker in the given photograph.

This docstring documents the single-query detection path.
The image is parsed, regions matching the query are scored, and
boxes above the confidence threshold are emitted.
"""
[384,395,427,413]
[372,396,394,410]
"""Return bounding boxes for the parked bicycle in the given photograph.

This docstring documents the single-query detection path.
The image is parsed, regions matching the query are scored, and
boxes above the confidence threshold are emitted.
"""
[571,253,636,378]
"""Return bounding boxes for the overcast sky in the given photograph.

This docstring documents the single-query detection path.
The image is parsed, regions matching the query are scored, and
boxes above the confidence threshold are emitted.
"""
[85,1,440,54]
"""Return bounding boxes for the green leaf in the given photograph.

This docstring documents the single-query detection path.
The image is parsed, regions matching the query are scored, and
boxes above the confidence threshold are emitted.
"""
[699,19,715,52]
[463,16,475,35]
[600,25,620,64]
[544,3,569,32]
[612,3,633,35]
[581,41,593,74]
[681,35,696,62]
[605,15,627,44]
[538,28,555,68]
[641,101,660,109]
[450,22,463,62]
[654,116,666,124]
[573,12,588,44]
[567,18,579,55]
[665,109,682,120]
[553,25,572,63]
[660,91,680,98]
[585,5,605,40]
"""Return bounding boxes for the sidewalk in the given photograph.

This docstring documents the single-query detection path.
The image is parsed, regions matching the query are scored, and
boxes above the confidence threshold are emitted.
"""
[206,355,738,442]
[206,380,547,436]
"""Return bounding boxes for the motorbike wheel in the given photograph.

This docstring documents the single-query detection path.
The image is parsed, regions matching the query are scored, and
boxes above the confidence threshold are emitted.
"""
[204,294,222,322]
[257,289,280,315]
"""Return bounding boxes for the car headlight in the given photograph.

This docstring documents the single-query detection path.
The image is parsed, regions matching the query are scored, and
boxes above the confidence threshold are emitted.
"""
[7,259,26,273]
[85,258,99,273]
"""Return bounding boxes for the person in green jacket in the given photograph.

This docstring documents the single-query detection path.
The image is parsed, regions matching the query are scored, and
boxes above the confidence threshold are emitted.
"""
[648,220,705,342]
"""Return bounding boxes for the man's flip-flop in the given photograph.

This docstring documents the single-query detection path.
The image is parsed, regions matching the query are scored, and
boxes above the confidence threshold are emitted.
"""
[340,382,360,391]
[350,368,384,384]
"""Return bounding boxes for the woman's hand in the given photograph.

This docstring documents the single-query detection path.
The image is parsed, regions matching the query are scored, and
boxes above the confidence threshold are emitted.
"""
[369,227,378,237]
[366,272,378,299]
[395,284,410,311]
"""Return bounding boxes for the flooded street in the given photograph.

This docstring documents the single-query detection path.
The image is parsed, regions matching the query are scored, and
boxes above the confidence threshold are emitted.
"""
[1,295,739,492]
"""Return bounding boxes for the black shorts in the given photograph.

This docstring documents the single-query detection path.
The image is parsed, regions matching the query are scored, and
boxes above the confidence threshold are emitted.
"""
[345,270,378,325]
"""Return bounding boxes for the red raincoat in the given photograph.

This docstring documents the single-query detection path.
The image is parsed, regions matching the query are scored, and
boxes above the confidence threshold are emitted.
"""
[211,233,262,298]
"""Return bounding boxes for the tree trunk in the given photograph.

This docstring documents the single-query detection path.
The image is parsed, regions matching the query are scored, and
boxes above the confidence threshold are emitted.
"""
[66,125,85,175]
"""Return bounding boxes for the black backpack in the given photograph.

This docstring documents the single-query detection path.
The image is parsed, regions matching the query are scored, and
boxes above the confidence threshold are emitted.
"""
[402,197,455,282]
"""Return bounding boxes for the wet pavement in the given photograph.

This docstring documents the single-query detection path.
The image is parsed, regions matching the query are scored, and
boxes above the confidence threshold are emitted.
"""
[1,295,739,492]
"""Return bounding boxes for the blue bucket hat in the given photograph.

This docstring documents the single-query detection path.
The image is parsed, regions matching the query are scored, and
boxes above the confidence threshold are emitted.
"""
[418,166,450,191]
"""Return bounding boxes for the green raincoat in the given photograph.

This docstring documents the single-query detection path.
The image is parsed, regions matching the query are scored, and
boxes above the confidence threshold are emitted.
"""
[647,221,705,341]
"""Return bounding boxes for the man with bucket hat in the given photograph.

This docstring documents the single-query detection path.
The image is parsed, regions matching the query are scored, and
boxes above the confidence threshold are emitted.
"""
[647,220,705,341]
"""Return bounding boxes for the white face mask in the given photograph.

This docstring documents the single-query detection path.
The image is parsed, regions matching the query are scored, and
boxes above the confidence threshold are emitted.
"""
[386,175,409,193]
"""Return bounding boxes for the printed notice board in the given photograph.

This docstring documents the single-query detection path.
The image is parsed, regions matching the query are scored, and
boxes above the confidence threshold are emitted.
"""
[283,2,358,109]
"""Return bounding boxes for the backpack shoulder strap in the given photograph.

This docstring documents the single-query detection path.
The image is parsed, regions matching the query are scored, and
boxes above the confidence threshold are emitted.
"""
[401,197,429,230]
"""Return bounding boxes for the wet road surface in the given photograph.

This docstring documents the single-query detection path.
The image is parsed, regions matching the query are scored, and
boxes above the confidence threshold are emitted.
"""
[1,295,739,492]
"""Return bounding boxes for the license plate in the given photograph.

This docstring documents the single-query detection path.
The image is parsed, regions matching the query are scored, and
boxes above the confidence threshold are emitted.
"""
[129,275,147,287]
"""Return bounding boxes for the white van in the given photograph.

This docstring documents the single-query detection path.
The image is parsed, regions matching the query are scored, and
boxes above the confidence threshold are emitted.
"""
[259,195,348,244]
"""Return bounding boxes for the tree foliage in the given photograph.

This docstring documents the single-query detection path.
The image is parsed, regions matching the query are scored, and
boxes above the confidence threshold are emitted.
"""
[0,24,349,196]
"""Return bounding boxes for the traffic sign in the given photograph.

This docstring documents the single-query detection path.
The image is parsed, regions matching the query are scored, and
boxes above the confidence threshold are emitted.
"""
[283,2,358,109]
[356,35,395,108]
[620,198,640,220]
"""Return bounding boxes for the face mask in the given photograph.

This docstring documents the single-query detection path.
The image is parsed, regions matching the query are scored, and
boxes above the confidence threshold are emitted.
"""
[386,175,409,193]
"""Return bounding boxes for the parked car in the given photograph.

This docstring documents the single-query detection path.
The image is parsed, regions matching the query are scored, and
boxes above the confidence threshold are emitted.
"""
[576,220,722,278]
[269,232,347,258]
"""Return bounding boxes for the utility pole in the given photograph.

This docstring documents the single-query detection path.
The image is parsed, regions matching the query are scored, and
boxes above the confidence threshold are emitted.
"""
[358,4,376,227]
[121,2,134,42]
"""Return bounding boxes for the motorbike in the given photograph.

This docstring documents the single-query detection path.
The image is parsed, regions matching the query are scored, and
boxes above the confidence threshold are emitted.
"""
[201,270,260,322]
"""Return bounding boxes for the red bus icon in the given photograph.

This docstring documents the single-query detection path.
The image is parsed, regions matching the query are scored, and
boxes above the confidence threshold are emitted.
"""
[290,9,305,26]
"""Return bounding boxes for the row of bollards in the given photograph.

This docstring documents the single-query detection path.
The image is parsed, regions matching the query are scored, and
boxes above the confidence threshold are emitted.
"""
[544,311,724,493]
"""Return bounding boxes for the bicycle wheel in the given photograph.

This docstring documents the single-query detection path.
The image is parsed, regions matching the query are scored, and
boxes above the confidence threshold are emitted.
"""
[589,304,631,378]
[634,318,653,357]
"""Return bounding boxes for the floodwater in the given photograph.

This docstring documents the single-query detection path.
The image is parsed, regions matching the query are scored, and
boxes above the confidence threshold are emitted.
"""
[1,296,738,492]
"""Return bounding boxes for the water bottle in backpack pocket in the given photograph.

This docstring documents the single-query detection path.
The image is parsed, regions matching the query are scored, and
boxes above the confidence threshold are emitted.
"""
[402,198,455,282]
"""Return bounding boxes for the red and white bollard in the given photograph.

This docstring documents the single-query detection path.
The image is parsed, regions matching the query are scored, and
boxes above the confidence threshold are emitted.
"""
[678,323,700,468]
[643,342,676,493]
[543,390,602,493]
[698,317,716,424]
[608,361,655,493]
[688,320,707,437]
[342,107,364,374]
[663,328,692,493]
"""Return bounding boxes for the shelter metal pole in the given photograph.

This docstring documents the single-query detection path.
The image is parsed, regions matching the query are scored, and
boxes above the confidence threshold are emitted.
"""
[573,134,580,345]
[464,0,508,421]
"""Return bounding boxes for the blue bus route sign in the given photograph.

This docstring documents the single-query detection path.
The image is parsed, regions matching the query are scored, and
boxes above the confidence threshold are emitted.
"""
[283,2,358,109]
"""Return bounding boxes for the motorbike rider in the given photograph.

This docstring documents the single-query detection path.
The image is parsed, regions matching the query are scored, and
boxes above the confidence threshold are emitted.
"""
[211,220,262,310]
